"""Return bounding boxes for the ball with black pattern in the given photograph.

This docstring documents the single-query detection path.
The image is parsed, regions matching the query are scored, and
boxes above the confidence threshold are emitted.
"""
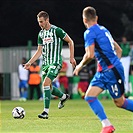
[12,107,25,119]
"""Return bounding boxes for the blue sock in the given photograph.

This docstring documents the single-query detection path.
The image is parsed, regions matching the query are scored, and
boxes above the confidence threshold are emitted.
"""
[121,98,133,112]
[85,96,107,121]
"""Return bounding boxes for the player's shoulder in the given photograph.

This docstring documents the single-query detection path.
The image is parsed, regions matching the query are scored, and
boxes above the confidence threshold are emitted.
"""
[53,25,66,37]
[84,26,96,37]
[97,24,109,33]
[50,25,64,33]
[91,24,107,31]
[51,24,64,31]
[52,25,65,33]
[38,30,44,37]
[51,24,58,29]
[91,24,110,36]
[85,24,98,33]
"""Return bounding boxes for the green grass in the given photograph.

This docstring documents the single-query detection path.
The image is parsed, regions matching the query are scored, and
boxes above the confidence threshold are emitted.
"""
[0,99,133,133]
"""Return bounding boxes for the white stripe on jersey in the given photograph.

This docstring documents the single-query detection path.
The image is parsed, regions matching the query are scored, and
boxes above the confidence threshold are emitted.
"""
[57,38,61,64]
[46,42,49,65]
[53,30,57,63]
[50,42,53,64]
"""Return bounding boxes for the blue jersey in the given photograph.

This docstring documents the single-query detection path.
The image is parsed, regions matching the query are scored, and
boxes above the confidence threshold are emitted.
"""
[84,24,121,72]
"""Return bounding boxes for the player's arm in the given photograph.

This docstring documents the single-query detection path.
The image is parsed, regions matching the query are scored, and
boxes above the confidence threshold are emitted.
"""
[56,27,76,68]
[64,35,76,68]
[24,45,42,70]
[73,44,94,75]
[114,41,122,59]
[73,29,95,76]
[81,44,94,66]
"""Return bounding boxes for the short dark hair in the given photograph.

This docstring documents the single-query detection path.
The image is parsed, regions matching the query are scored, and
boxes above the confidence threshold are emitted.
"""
[83,6,97,21]
[37,11,49,20]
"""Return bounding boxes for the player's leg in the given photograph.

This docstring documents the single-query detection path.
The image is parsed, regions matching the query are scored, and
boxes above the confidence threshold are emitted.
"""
[51,85,63,98]
[47,64,70,109]
[85,86,113,127]
[38,77,51,119]
[51,80,69,109]
[113,95,133,111]
[85,72,115,133]
[108,65,133,111]
[51,84,69,109]
[51,78,68,100]
[48,68,64,99]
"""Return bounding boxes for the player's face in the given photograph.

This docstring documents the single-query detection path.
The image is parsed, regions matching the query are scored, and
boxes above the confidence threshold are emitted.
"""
[37,17,48,30]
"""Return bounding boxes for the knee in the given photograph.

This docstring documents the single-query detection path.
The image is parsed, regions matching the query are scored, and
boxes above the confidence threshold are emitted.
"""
[43,82,50,87]
[114,100,124,108]
[42,78,51,87]
[84,96,97,103]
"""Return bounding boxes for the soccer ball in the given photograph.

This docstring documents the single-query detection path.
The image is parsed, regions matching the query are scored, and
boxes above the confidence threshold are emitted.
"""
[12,107,25,119]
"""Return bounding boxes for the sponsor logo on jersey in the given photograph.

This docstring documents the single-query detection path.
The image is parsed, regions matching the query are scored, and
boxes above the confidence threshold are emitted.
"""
[43,37,54,44]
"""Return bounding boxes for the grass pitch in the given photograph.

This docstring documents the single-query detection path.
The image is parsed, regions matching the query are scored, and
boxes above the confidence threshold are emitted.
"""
[0,99,133,133]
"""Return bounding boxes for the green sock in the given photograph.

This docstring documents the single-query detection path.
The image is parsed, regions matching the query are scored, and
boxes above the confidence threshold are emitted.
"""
[43,86,51,108]
[51,86,63,98]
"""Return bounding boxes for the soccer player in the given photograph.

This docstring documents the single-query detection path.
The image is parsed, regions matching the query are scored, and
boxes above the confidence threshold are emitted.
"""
[24,11,76,119]
[73,6,133,133]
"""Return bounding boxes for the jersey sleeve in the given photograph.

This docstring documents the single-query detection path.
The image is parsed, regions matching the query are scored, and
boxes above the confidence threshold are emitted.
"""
[56,27,67,40]
[84,29,96,48]
[37,33,43,45]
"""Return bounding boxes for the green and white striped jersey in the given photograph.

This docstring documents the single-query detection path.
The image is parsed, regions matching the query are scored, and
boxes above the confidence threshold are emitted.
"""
[38,25,67,65]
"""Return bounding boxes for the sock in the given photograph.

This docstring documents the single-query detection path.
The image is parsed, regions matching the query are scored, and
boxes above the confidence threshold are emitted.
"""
[85,96,107,121]
[121,98,133,112]
[51,86,63,98]
[43,86,51,109]
[101,119,112,127]
[60,94,66,100]
[44,108,49,114]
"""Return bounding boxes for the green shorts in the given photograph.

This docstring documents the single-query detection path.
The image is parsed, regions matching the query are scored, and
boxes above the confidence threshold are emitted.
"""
[42,63,62,81]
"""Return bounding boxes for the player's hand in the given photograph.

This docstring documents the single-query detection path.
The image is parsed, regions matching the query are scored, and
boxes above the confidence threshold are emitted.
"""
[73,64,83,75]
[70,58,77,68]
[23,62,31,70]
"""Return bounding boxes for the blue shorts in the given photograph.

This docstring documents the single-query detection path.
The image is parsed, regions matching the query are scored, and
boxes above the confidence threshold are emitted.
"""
[90,64,125,99]
[19,80,28,89]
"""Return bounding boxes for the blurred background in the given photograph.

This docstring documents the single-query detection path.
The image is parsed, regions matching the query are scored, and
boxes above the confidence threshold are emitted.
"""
[0,0,133,100]
[1,0,133,47]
